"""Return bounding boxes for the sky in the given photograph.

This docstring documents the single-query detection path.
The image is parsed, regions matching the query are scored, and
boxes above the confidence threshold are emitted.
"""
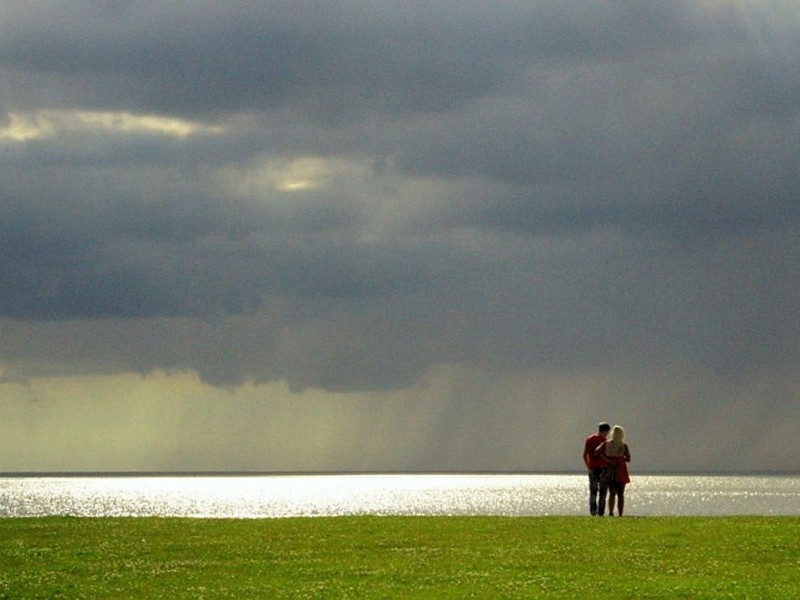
[1,1,799,473]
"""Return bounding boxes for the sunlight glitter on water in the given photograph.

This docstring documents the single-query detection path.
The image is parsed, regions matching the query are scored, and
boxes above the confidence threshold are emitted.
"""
[2,474,799,518]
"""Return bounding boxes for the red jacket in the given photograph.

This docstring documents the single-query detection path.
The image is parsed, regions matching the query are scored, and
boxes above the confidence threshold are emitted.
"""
[598,441,631,484]
[583,433,608,470]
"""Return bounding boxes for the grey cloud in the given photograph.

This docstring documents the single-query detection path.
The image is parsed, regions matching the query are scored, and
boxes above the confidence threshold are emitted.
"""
[0,204,451,319]
[2,1,800,395]
[393,59,800,238]
[2,2,504,119]
[4,224,798,392]
[0,2,712,120]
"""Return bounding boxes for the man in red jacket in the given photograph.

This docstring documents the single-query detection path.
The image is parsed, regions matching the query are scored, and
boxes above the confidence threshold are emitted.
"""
[583,422,611,516]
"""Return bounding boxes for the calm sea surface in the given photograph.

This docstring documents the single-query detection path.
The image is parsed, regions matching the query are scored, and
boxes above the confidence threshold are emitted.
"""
[2,474,799,518]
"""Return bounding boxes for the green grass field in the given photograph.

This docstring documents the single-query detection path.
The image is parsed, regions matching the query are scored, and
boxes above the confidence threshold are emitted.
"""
[1,516,798,598]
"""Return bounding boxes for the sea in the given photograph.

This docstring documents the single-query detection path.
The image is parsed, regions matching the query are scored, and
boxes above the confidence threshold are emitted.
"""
[2,473,799,518]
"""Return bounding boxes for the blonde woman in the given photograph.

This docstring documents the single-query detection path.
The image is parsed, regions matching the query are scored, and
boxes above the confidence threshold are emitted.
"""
[596,425,631,516]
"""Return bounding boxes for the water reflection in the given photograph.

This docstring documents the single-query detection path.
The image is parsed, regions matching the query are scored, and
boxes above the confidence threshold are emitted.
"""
[1,474,799,518]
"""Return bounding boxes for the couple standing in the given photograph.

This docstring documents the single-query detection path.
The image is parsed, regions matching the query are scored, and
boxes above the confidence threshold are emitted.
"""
[582,422,631,516]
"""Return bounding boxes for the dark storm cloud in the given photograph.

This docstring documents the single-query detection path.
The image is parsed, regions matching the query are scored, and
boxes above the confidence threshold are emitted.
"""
[2,2,504,118]
[388,45,800,236]
[1,2,705,119]
[2,0,800,394]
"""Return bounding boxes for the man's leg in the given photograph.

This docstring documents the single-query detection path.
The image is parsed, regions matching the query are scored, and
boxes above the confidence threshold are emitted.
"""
[597,482,608,516]
[588,470,599,515]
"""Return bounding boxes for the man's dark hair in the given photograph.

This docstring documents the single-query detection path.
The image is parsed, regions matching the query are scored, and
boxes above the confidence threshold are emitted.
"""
[598,422,611,432]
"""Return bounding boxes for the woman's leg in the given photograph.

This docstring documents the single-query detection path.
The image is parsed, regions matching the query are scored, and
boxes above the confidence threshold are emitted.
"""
[617,484,625,516]
[607,485,617,516]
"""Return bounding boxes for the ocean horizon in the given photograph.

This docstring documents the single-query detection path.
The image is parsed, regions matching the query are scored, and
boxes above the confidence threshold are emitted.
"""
[3,472,800,518]
[3,469,798,477]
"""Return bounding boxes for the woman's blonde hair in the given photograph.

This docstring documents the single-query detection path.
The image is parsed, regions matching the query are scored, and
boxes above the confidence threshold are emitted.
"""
[611,425,625,446]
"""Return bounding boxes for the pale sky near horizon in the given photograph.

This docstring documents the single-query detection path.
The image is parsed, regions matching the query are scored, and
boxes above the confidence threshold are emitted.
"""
[2,1,799,473]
